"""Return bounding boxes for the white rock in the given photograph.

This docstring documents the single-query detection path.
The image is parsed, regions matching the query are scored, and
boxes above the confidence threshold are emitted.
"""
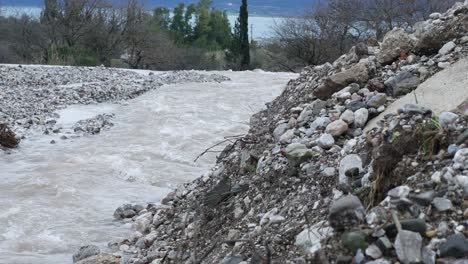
[394,230,422,264]
[295,221,333,255]
[438,41,457,55]
[354,108,369,128]
[339,154,363,184]
[366,244,383,259]
[438,112,459,128]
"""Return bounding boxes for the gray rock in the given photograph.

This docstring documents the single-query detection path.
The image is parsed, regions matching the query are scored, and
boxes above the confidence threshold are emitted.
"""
[340,110,355,124]
[73,245,100,263]
[439,233,468,258]
[220,255,243,264]
[421,246,436,264]
[317,133,335,149]
[394,230,422,264]
[329,195,365,229]
[432,197,453,212]
[308,117,331,134]
[378,28,414,65]
[410,190,435,206]
[385,71,420,96]
[366,260,391,264]
[325,120,348,137]
[346,100,367,111]
[279,129,295,144]
[367,93,387,108]
[401,104,432,115]
[354,108,369,128]
[455,175,468,193]
[339,154,363,184]
[273,123,289,140]
[284,143,313,167]
[439,41,457,55]
[439,112,459,128]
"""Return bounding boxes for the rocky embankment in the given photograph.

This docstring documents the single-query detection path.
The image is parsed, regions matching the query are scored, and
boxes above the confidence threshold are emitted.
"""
[0,66,229,148]
[73,2,468,264]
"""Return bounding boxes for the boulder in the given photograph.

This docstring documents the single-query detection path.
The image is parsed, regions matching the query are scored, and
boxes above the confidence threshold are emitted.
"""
[329,195,365,230]
[340,110,355,124]
[0,123,19,148]
[313,63,369,99]
[378,28,414,65]
[339,154,363,184]
[385,71,420,96]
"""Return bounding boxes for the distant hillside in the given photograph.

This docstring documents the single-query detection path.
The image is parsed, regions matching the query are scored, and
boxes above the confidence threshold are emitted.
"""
[0,0,316,16]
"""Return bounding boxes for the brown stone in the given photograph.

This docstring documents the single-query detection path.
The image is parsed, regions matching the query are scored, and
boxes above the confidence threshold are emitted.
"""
[0,123,19,148]
[367,79,386,92]
[313,63,369,100]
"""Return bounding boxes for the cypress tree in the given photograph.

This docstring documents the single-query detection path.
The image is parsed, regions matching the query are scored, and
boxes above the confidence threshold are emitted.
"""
[238,0,250,70]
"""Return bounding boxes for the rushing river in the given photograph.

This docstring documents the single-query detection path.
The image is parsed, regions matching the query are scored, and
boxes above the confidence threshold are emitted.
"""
[0,70,296,264]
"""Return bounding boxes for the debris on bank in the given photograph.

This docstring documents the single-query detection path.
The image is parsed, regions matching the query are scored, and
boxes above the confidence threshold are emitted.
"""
[78,1,468,263]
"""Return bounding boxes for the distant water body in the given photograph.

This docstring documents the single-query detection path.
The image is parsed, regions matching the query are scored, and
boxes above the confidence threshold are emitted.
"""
[0,6,283,39]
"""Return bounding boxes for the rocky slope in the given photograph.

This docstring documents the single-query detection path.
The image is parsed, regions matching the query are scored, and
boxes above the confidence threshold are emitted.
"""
[76,2,468,263]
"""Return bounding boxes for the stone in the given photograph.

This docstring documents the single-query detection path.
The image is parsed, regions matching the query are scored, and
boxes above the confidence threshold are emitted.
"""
[439,233,468,258]
[439,41,457,55]
[295,222,333,255]
[394,230,422,264]
[329,195,365,230]
[114,204,136,219]
[279,129,295,144]
[385,219,427,238]
[322,167,336,177]
[346,100,366,112]
[367,79,386,92]
[73,245,100,263]
[367,93,387,108]
[385,71,420,96]
[378,28,414,65]
[284,143,313,167]
[454,148,468,167]
[340,110,355,124]
[220,255,243,264]
[432,197,453,212]
[438,62,451,69]
[297,109,313,124]
[314,63,369,99]
[339,154,363,184]
[75,254,120,264]
[326,120,349,137]
[421,246,436,264]
[387,185,411,199]
[366,260,391,264]
[273,123,289,140]
[342,231,366,253]
[375,237,393,255]
[439,112,459,128]
[401,104,432,115]
[354,108,369,128]
[317,133,335,149]
[308,117,331,134]
[410,190,435,206]
[365,244,383,259]
[0,124,19,148]
[455,175,468,193]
